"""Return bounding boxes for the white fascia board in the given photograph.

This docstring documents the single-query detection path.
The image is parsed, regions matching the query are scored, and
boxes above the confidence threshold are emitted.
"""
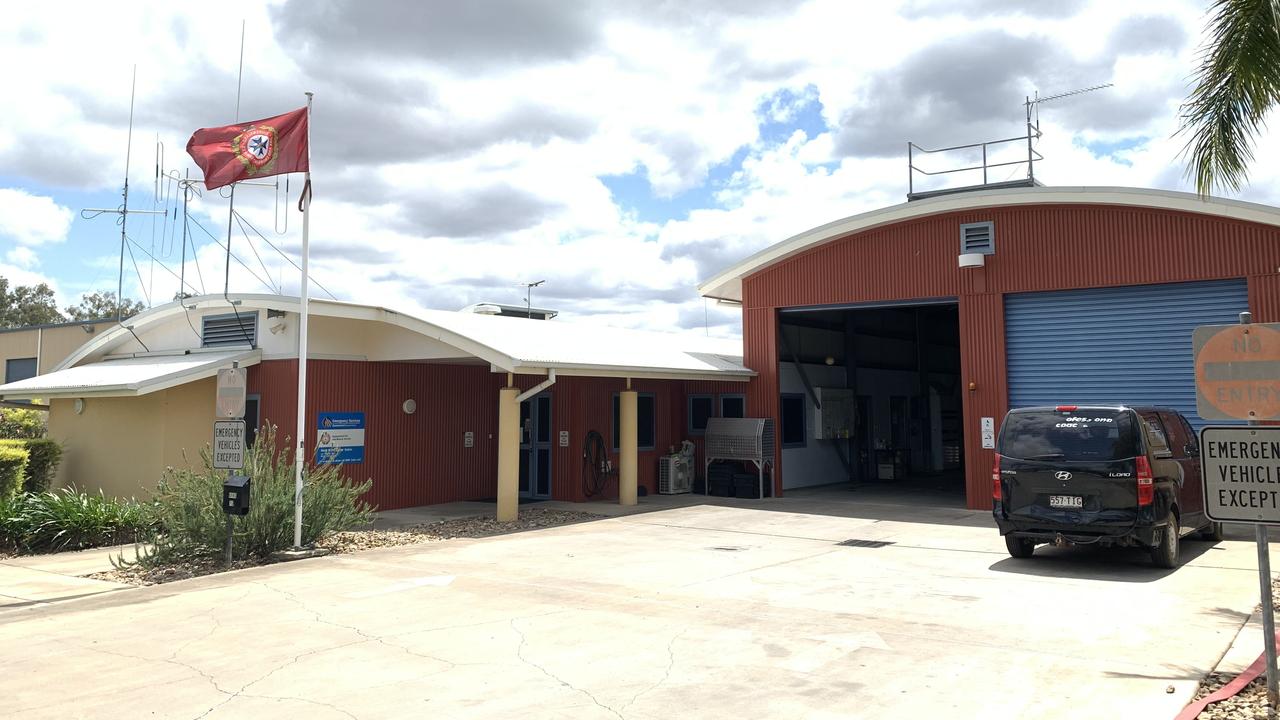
[696,186,1280,302]
[510,364,754,383]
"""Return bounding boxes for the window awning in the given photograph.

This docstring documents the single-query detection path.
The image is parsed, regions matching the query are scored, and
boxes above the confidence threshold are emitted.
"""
[0,350,260,400]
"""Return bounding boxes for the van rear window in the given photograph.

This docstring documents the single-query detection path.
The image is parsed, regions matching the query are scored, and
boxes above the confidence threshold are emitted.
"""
[998,409,1139,461]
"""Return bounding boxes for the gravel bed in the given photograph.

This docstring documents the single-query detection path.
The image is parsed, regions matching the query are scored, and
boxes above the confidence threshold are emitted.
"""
[89,508,602,587]
[1187,579,1280,719]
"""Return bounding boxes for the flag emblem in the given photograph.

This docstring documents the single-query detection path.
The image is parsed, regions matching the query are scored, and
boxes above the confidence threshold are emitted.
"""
[234,125,277,172]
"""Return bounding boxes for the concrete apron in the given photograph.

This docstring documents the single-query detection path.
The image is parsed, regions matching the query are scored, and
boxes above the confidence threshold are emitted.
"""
[0,544,144,608]
[0,503,1272,719]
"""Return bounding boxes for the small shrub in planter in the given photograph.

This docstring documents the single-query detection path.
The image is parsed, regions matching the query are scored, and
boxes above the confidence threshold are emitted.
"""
[138,424,374,564]
[0,445,29,500]
[0,439,63,493]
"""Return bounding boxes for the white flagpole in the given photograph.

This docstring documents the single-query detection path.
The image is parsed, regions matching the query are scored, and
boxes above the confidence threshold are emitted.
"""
[294,91,313,549]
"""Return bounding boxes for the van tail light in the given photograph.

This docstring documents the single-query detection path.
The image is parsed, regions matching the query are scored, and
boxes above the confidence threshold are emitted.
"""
[992,453,1002,501]
[1055,405,1078,412]
[1136,455,1154,506]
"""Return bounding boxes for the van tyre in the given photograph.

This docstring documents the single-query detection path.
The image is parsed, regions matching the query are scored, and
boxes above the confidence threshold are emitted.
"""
[1005,535,1035,559]
[1150,515,1180,569]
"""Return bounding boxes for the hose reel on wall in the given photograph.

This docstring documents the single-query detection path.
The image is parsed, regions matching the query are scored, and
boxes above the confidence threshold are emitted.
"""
[581,429,617,498]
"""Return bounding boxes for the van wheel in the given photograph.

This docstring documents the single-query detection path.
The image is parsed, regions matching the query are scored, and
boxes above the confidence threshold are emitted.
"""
[1199,522,1225,542]
[1005,536,1035,559]
[1150,515,1180,569]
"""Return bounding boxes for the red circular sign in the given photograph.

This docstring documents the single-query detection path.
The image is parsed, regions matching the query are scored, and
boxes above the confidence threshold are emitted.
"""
[1196,324,1280,420]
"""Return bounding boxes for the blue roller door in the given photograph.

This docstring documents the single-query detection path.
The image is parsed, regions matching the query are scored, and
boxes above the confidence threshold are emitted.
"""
[1005,279,1249,428]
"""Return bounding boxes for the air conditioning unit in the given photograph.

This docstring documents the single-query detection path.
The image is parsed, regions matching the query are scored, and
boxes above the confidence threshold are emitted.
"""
[659,454,691,495]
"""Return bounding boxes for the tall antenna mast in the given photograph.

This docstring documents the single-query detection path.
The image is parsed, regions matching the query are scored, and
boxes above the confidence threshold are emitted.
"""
[81,65,165,322]
[224,19,246,298]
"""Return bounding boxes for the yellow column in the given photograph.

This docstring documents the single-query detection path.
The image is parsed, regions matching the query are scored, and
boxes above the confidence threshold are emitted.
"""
[619,388,638,506]
[497,385,520,522]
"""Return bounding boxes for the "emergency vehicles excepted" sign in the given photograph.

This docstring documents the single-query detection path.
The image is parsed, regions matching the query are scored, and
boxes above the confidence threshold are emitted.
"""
[1201,425,1280,524]
[212,420,246,470]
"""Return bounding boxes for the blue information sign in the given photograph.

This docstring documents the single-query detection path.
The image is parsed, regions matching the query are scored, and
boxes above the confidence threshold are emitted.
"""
[317,412,365,464]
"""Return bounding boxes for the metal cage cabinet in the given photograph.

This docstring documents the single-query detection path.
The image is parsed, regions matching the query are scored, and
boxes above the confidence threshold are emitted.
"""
[704,417,775,499]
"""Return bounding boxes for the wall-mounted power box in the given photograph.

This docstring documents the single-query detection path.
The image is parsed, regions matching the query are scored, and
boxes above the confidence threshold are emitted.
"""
[813,387,855,440]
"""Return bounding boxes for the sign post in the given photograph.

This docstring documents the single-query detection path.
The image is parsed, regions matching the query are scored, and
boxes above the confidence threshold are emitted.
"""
[1196,311,1280,707]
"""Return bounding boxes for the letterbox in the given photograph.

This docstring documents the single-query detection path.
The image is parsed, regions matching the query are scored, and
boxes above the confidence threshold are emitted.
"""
[222,475,251,516]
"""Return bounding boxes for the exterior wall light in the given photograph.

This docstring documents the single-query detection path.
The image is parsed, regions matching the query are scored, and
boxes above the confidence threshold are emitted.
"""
[74,398,86,414]
[402,399,417,415]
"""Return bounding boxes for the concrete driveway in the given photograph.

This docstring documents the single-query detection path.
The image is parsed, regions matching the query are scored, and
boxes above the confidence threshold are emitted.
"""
[0,491,1271,719]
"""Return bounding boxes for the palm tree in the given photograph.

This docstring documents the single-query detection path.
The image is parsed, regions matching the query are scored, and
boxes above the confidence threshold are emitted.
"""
[1178,0,1280,195]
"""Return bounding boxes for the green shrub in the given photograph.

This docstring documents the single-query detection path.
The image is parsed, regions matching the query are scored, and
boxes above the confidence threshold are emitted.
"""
[0,489,150,552]
[18,489,149,551]
[138,424,374,564]
[0,439,63,493]
[0,446,28,499]
[0,406,46,440]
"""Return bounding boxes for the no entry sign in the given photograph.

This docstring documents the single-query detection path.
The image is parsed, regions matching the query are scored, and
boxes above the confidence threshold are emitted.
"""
[1193,322,1280,421]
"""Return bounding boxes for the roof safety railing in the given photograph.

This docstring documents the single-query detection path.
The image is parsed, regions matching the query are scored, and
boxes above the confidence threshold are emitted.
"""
[907,132,1042,198]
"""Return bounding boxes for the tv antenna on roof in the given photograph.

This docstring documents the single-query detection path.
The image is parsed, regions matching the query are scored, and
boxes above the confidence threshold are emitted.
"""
[906,82,1112,200]
[1023,83,1113,185]
[521,279,545,318]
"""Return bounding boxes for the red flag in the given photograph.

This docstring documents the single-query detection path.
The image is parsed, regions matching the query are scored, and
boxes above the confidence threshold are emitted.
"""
[186,107,309,191]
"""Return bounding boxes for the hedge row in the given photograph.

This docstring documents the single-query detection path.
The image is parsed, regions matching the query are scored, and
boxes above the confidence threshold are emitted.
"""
[0,439,63,495]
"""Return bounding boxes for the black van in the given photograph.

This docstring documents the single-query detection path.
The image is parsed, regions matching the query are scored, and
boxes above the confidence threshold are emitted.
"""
[992,405,1222,568]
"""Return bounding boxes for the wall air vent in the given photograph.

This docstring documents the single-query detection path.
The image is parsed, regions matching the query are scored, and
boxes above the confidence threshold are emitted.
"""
[202,312,258,348]
[960,221,995,255]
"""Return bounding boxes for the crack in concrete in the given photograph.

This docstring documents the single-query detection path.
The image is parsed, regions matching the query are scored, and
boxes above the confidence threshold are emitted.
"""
[619,627,686,714]
[510,617,624,720]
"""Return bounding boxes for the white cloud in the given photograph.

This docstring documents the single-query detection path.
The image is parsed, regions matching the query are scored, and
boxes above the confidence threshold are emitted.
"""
[0,189,73,246]
[0,0,1268,336]
[5,246,38,269]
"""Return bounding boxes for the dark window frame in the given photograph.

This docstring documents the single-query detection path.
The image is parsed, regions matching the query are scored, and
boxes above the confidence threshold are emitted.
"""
[244,393,261,448]
[719,393,746,419]
[780,393,807,449]
[613,392,656,452]
[688,394,714,435]
[4,357,37,384]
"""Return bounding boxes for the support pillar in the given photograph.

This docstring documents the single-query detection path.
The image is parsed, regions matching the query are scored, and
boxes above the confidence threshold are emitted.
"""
[619,388,638,506]
[497,385,520,522]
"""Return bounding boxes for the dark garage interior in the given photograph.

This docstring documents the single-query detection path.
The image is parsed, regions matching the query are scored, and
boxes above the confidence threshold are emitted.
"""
[776,302,966,500]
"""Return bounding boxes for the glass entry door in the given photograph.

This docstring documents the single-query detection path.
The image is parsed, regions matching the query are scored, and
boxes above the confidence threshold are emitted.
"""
[519,393,553,499]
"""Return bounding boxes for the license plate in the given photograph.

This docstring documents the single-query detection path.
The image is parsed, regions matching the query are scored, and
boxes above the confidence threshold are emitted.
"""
[1049,495,1083,509]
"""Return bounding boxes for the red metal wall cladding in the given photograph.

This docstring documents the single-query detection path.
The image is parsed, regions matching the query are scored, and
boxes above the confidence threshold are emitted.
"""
[248,360,749,511]
[741,203,1280,509]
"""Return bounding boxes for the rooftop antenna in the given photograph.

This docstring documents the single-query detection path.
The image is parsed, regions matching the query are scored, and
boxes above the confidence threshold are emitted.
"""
[522,279,545,318]
[81,65,167,322]
[906,82,1112,200]
[1023,83,1113,185]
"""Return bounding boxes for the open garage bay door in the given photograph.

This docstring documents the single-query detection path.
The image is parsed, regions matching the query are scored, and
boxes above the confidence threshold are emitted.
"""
[1005,279,1248,427]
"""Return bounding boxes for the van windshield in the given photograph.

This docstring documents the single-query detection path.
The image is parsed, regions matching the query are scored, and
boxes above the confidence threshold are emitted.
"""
[998,409,1139,461]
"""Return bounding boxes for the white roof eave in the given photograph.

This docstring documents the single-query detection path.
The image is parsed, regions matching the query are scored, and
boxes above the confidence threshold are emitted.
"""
[0,349,260,400]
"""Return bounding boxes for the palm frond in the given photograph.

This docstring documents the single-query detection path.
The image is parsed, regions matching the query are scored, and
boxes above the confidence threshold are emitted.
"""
[1177,0,1280,195]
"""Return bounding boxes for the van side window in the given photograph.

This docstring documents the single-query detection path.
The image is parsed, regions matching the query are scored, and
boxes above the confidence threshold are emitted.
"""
[1177,414,1199,456]
[1139,412,1170,453]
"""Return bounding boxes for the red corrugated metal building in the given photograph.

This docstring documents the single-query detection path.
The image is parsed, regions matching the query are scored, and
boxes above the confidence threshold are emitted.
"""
[698,187,1280,509]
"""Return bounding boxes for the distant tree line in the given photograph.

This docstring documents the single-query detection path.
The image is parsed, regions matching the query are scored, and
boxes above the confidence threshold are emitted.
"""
[0,276,145,329]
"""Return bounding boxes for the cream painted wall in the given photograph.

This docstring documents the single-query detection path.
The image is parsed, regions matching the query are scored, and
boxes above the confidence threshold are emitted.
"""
[0,321,113,378]
[48,377,215,499]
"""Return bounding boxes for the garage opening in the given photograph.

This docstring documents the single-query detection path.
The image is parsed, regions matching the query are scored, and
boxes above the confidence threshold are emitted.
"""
[777,301,965,502]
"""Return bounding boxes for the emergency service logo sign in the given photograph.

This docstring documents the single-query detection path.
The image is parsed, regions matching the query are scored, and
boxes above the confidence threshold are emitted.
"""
[231,123,278,175]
